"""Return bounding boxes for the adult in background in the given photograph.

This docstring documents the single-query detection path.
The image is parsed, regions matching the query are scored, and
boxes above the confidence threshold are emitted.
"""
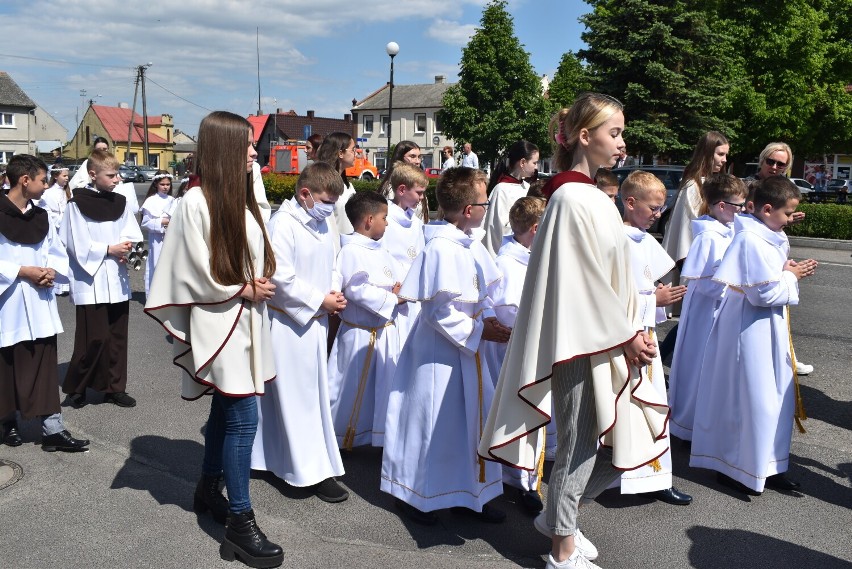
[68,137,140,216]
[461,142,479,170]
[441,146,456,171]
[144,111,283,568]
[481,93,667,569]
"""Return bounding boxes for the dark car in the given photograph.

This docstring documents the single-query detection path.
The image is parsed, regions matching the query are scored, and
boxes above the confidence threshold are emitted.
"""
[119,165,142,182]
[610,165,685,234]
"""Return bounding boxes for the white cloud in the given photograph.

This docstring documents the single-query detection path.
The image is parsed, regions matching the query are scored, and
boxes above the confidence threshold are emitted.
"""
[425,19,478,46]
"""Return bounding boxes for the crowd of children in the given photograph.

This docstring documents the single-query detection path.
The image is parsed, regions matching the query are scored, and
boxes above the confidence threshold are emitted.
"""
[0,93,818,569]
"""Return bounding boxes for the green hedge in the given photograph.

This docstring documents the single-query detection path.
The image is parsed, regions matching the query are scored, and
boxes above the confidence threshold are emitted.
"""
[787,204,852,240]
[262,173,438,208]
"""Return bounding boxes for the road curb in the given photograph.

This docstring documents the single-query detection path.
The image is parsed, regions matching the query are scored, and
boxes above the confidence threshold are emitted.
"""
[788,236,852,251]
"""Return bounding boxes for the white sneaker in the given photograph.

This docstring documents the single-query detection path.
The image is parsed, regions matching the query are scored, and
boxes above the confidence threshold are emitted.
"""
[795,361,814,375]
[545,550,603,569]
[534,513,599,560]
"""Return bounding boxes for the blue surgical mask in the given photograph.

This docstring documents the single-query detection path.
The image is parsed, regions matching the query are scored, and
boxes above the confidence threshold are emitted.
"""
[303,192,335,222]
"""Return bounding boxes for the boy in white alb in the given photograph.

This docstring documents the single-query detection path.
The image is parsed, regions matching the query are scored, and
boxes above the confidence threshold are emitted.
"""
[668,174,746,441]
[329,192,404,449]
[480,196,549,514]
[617,171,692,505]
[382,163,427,347]
[0,155,88,452]
[690,177,817,495]
[251,162,350,503]
[381,167,511,526]
[60,150,143,408]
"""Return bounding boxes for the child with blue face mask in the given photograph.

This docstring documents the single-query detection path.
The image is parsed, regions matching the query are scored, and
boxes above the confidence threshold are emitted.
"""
[251,161,352,504]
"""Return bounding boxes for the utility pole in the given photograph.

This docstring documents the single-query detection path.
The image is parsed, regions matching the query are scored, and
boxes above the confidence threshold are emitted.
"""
[139,63,152,166]
[76,89,86,160]
[256,27,262,116]
[127,68,141,165]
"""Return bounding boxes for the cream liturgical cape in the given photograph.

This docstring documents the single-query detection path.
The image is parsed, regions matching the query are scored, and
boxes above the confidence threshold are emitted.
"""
[668,215,732,441]
[143,188,275,400]
[619,225,676,493]
[662,179,701,264]
[479,173,670,473]
[481,176,528,257]
[689,214,799,492]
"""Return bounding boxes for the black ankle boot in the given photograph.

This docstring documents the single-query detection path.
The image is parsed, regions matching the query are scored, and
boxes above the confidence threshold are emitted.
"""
[193,474,229,524]
[220,509,283,568]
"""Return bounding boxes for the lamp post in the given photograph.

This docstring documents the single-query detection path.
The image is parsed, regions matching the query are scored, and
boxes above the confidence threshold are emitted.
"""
[385,41,399,170]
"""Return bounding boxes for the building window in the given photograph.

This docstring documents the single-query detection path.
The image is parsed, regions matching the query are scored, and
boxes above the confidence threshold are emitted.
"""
[434,111,444,134]
[363,115,374,134]
[380,115,389,136]
[0,113,14,127]
[414,113,426,134]
[0,151,13,164]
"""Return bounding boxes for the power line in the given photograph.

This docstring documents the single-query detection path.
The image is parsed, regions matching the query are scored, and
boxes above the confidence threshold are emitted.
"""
[0,52,129,70]
[146,77,213,112]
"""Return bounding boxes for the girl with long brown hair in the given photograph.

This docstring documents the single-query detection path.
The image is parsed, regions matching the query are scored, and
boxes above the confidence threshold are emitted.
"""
[144,111,283,568]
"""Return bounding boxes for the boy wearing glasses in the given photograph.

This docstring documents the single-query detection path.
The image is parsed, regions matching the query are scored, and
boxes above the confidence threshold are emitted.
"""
[381,167,511,525]
[690,177,817,495]
[617,170,692,505]
[0,155,88,452]
[668,174,747,442]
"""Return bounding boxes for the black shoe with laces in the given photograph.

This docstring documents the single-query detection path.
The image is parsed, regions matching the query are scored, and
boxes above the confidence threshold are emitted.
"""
[2,421,22,447]
[41,430,90,452]
[220,509,284,568]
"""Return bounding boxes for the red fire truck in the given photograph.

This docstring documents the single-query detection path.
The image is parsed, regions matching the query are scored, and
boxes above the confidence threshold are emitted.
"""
[267,143,378,180]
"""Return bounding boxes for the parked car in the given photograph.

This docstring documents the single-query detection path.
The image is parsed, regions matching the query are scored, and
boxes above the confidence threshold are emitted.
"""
[119,165,142,182]
[424,168,442,179]
[788,178,816,202]
[137,166,158,182]
[610,165,685,235]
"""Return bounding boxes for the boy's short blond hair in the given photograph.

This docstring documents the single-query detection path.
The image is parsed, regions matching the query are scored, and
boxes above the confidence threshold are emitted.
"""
[87,149,120,174]
[436,167,487,214]
[620,170,665,200]
[509,196,546,235]
[390,162,428,191]
[297,161,345,197]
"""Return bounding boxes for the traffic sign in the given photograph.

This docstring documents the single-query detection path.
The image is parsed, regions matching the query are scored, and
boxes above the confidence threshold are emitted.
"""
[357,137,368,142]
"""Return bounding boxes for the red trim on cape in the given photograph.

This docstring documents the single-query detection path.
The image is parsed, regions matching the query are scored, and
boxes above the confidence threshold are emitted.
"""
[479,330,671,472]
[496,173,522,185]
[541,171,595,199]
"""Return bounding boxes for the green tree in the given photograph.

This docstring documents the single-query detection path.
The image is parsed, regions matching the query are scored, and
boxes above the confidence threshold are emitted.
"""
[579,0,742,160]
[547,51,593,110]
[710,0,852,158]
[441,0,551,166]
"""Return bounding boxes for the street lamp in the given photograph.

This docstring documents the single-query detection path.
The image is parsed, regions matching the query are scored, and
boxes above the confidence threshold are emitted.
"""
[385,41,399,170]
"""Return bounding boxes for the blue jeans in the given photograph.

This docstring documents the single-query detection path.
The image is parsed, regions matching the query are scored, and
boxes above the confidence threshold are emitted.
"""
[202,393,258,514]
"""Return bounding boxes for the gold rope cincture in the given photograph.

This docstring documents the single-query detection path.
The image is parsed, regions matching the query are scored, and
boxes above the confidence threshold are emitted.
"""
[340,318,395,450]
[472,309,486,483]
[645,328,662,472]
[786,306,808,433]
[535,424,547,496]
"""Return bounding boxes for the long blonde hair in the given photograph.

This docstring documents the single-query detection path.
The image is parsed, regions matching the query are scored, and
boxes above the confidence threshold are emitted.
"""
[549,93,623,172]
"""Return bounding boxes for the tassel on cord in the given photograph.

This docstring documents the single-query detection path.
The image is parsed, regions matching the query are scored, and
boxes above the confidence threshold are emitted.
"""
[535,425,547,497]
[645,329,662,471]
[786,307,808,433]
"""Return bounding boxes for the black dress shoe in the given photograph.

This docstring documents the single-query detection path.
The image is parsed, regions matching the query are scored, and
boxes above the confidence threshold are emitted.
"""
[68,393,87,408]
[394,498,438,526]
[2,422,22,447]
[42,430,90,452]
[104,392,136,407]
[716,472,761,496]
[313,477,349,503]
[519,489,544,514]
[765,473,801,491]
[652,486,693,505]
[450,503,506,524]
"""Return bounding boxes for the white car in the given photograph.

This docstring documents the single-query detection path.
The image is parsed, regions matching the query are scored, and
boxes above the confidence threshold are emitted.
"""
[789,178,814,194]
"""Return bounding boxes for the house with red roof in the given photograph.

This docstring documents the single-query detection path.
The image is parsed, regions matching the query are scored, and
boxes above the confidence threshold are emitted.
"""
[66,103,175,169]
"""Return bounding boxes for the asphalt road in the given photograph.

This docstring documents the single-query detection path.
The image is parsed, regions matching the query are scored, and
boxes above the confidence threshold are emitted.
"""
[0,239,850,569]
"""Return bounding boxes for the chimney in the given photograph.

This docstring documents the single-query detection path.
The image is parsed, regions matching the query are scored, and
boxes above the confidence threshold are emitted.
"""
[118,102,130,109]
[276,108,282,114]
[307,110,315,119]
[344,113,351,122]
[435,75,445,84]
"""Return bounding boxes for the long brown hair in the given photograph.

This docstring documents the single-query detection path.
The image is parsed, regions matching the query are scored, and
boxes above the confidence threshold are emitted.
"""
[195,111,275,286]
[681,131,729,211]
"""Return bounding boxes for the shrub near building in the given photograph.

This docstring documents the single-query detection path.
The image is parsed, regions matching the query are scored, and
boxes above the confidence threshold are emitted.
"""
[262,174,437,209]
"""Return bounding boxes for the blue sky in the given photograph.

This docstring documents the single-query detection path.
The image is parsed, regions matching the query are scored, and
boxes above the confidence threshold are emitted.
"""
[0,0,589,138]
